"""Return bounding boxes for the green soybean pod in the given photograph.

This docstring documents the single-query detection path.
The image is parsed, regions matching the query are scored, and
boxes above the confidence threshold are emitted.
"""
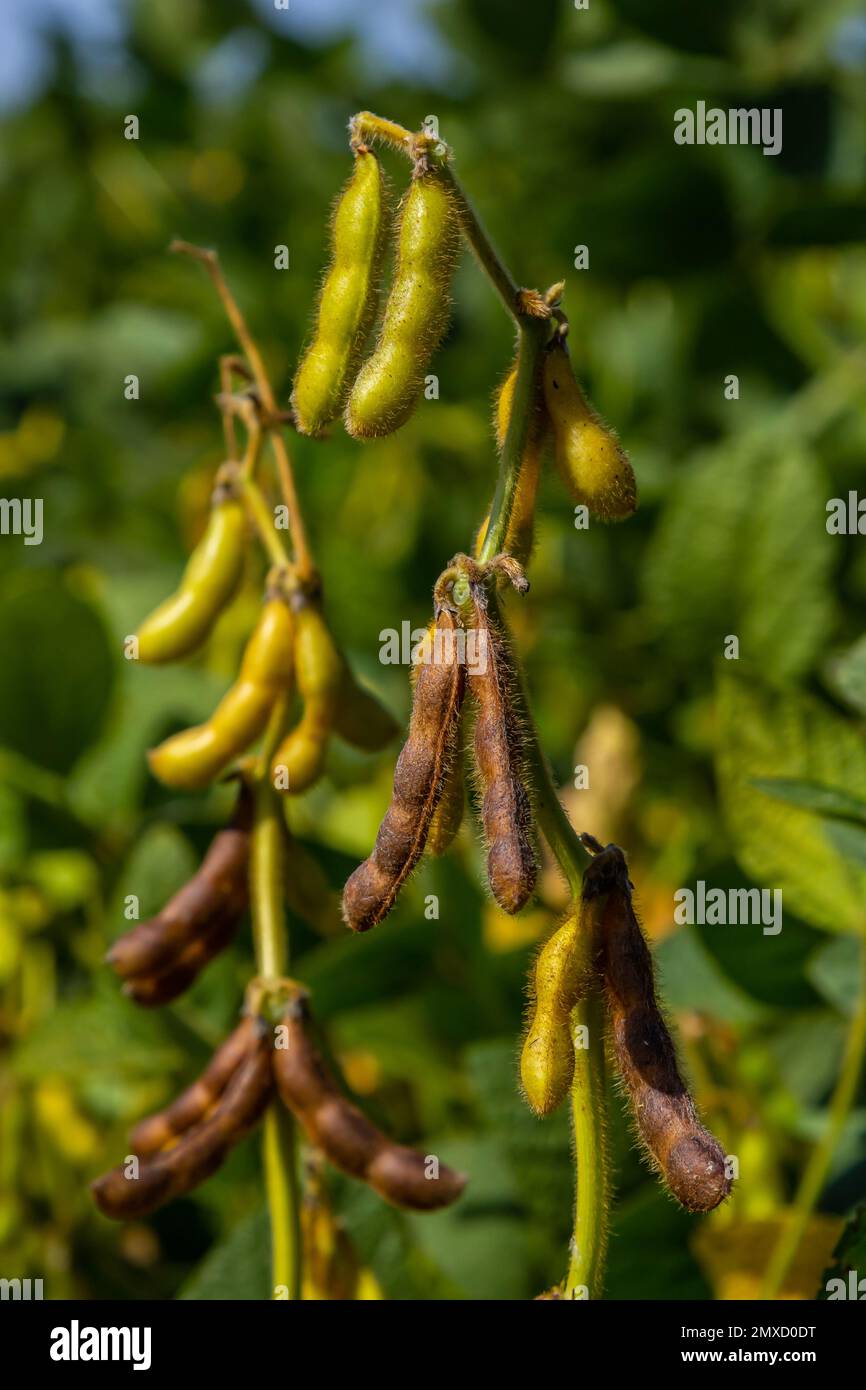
[292,150,389,437]
[345,170,460,439]
[136,482,247,665]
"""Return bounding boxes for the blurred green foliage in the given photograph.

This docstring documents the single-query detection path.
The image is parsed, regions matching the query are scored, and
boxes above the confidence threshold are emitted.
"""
[1,0,865,1300]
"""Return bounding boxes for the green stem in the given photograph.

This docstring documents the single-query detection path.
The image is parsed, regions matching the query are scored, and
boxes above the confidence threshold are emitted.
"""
[479,321,547,562]
[436,162,520,320]
[760,933,866,1299]
[565,991,609,1299]
[250,703,302,1300]
[240,475,292,572]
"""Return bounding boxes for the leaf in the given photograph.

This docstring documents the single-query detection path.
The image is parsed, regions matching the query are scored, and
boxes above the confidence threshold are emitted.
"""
[13,983,182,1087]
[0,571,114,774]
[825,820,866,869]
[177,1208,271,1300]
[818,1204,866,1299]
[715,671,866,932]
[108,822,197,928]
[655,927,765,1024]
[644,447,833,682]
[336,1181,465,1301]
[752,777,866,826]
[826,634,866,717]
[808,936,863,1017]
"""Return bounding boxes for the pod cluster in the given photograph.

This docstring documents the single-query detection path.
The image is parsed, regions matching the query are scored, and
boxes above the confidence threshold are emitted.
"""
[92,1018,274,1219]
[293,151,461,442]
[107,783,252,1006]
[520,841,731,1215]
[92,993,466,1220]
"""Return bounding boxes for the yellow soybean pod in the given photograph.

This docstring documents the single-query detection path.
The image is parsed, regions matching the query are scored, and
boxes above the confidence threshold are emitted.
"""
[543,344,636,521]
[520,911,588,1117]
[136,481,247,664]
[476,362,547,565]
[345,170,460,439]
[292,150,389,437]
[148,592,294,790]
[271,599,343,793]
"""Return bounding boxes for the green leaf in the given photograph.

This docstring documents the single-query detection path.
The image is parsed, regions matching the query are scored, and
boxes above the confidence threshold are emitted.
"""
[336,1182,466,1300]
[825,820,866,869]
[808,936,862,1017]
[751,778,866,826]
[825,634,866,717]
[715,671,866,933]
[0,571,114,774]
[108,822,197,929]
[177,1208,271,1300]
[655,927,765,1024]
[818,1204,866,1299]
[644,446,833,682]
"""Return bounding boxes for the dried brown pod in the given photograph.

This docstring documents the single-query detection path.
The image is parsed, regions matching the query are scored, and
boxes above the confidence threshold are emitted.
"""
[587,842,731,1214]
[273,993,466,1212]
[91,1022,273,1220]
[129,1017,255,1157]
[107,784,252,982]
[121,907,241,1007]
[463,564,536,914]
[341,605,466,932]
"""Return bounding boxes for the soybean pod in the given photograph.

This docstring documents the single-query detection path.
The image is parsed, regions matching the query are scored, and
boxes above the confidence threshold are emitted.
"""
[543,344,636,521]
[274,993,466,1212]
[520,908,595,1117]
[135,468,247,664]
[148,584,294,791]
[476,360,548,566]
[588,843,731,1213]
[345,169,460,439]
[341,606,466,932]
[292,149,390,436]
[271,594,343,794]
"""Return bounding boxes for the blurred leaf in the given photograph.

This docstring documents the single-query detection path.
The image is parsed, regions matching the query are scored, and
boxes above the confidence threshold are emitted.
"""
[767,1012,845,1106]
[808,936,862,1017]
[336,1182,466,1301]
[108,822,197,929]
[752,777,866,825]
[13,984,182,1086]
[0,572,114,774]
[655,927,765,1024]
[645,448,833,682]
[606,1187,711,1300]
[178,1207,270,1301]
[818,1204,866,1299]
[825,820,866,869]
[716,671,866,933]
[826,633,866,717]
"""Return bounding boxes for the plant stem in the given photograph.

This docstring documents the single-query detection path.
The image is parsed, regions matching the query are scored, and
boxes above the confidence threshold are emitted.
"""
[250,699,302,1300]
[760,934,866,1299]
[565,991,609,1299]
[436,163,520,320]
[239,475,292,571]
[170,239,315,582]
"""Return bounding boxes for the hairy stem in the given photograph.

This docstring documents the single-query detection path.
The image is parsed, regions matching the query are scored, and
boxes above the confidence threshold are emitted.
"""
[760,934,866,1299]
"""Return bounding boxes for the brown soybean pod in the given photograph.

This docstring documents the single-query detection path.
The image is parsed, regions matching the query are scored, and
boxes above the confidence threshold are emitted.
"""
[466,580,537,914]
[590,845,731,1213]
[107,785,252,981]
[341,606,466,932]
[129,1018,255,1156]
[91,1027,273,1220]
[121,908,240,1007]
[273,995,466,1212]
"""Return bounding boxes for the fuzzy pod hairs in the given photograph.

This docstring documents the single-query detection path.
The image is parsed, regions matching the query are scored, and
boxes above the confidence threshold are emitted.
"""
[341,604,467,932]
[462,567,537,914]
[586,843,731,1214]
[273,992,466,1212]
